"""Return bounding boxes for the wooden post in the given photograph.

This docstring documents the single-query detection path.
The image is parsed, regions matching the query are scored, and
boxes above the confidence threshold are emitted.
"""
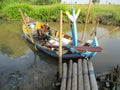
[60,63,67,90]
[88,60,98,90]
[78,59,84,90]
[67,60,73,90]
[59,10,63,79]
[81,0,92,41]
[72,63,77,90]
[83,59,90,90]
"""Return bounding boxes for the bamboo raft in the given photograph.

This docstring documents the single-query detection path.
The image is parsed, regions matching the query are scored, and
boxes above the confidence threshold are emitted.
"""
[60,59,98,90]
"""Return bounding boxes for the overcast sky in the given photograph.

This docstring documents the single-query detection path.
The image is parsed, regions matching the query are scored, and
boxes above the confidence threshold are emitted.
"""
[100,0,120,4]
[62,0,120,4]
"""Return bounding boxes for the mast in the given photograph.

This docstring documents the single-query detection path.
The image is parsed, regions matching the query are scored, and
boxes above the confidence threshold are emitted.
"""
[66,0,80,46]
[71,7,78,46]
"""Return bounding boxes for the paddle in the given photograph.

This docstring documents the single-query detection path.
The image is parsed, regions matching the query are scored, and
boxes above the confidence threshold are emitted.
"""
[19,9,37,50]
[73,46,102,52]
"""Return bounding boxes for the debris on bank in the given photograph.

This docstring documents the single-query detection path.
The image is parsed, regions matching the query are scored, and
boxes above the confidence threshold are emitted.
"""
[97,65,120,90]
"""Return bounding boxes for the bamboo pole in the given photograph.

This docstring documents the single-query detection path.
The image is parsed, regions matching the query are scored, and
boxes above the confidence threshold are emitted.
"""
[19,9,37,50]
[72,63,77,90]
[67,60,73,90]
[88,60,98,90]
[83,59,90,90]
[59,10,63,79]
[98,27,119,40]
[81,0,92,41]
[60,63,67,90]
[78,59,84,90]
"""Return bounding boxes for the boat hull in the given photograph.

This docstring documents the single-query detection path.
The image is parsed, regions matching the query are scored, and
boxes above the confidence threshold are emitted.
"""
[23,25,98,60]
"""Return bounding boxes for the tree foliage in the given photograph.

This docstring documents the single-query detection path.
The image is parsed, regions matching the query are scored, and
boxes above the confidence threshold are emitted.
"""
[92,0,100,4]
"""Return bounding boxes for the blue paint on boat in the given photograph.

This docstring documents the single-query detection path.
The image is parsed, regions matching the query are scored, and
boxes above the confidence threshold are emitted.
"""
[81,37,99,58]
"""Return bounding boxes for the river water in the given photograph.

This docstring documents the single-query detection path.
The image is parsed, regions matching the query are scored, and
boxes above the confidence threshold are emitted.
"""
[0,20,120,90]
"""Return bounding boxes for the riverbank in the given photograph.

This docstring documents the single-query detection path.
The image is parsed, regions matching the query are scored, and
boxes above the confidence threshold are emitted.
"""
[0,3,120,26]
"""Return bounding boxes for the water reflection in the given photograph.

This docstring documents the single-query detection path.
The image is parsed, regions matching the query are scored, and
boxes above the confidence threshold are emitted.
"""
[0,21,28,58]
[0,43,13,56]
[92,26,120,73]
[27,42,58,65]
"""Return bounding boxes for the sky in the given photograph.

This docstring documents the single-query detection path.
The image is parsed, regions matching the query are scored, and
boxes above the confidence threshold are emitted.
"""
[61,0,120,4]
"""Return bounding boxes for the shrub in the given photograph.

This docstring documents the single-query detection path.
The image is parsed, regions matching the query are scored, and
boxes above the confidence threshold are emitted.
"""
[2,3,34,20]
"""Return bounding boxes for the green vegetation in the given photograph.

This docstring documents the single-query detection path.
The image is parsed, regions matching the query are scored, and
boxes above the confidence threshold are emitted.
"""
[0,1,120,26]
[92,0,100,4]
[0,0,60,9]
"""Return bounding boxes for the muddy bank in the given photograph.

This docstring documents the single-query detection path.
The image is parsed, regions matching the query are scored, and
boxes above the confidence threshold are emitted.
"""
[78,14,120,26]
[96,15,120,26]
[97,65,120,90]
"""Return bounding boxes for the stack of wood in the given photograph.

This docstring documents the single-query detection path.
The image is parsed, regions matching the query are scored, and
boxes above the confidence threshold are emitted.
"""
[60,59,98,90]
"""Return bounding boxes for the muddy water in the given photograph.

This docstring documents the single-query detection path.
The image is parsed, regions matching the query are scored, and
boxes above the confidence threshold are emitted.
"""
[0,21,120,90]
[0,21,58,90]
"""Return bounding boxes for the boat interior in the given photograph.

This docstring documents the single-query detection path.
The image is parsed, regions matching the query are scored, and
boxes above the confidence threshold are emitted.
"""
[23,17,95,54]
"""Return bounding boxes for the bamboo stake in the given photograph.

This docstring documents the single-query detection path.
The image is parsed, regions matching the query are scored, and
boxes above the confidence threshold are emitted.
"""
[19,9,37,50]
[60,63,67,90]
[67,60,73,90]
[98,27,119,40]
[59,10,63,79]
[88,60,98,90]
[78,59,84,90]
[72,63,77,90]
[83,59,90,90]
[81,0,92,41]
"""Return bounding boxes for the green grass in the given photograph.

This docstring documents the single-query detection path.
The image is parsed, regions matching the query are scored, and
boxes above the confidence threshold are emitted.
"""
[1,3,120,25]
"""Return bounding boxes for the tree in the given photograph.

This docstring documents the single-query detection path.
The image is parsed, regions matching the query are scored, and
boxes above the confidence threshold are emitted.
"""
[92,0,100,4]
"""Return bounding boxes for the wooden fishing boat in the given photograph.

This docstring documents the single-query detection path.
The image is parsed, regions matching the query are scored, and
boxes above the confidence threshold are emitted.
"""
[21,14,102,60]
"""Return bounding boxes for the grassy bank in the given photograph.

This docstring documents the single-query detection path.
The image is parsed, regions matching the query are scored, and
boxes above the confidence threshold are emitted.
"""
[0,3,120,26]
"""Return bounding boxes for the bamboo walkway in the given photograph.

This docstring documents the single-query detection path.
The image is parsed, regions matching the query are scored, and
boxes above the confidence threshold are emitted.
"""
[60,59,98,90]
